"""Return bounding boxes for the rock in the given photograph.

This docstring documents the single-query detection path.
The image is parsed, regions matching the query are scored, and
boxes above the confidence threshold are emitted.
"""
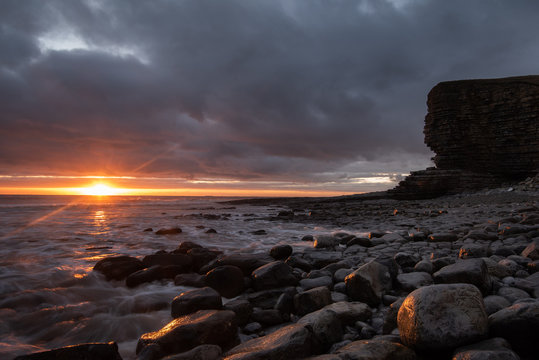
[126,265,164,287]
[302,235,314,241]
[394,252,420,268]
[142,253,192,271]
[223,299,252,326]
[174,241,203,253]
[93,256,144,281]
[396,272,433,291]
[488,301,539,357]
[345,260,392,307]
[251,261,298,291]
[333,268,354,283]
[250,308,287,325]
[205,229,217,234]
[211,254,272,276]
[334,339,417,360]
[224,323,313,360]
[269,245,293,260]
[188,248,220,271]
[298,309,343,352]
[251,230,267,235]
[174,273,205,287]
[452,338,519,360]
[497,286,531,303]
[299,276,333,291]
[459,244,490,259]
[483,257,513,278]
[428,233,458,242]
[285,255,312,272]
[433,259,491,295]
[383,298,404,335]
[137,310,238,360]
[294,286,332,316]
[243,322,262,334]
[13,342,122,360]
[314,235,337,249]
[498,259,520,275]
[204,265,244,298]
[171,287,222,318]
[398,284,488,351]
[247,287,296,309]
[483,295,511,315]
[156,227,182,235]
[323,301,372,325]
[161,344,222,360]
[347,237,372,247]
[414,260,434,273]
[522,240,539,260]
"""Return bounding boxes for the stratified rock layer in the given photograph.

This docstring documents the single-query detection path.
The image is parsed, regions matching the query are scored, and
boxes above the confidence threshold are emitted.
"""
[391,75,539,199]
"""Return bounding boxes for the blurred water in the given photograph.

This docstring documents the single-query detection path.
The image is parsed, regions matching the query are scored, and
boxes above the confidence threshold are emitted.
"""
[0,195,336,359]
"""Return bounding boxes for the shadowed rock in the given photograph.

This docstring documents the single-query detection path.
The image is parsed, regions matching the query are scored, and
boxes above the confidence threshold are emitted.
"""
[251,261,298,291]
[171,287,222,318]
[204,265,244,298]
[345,260,392,306]
[93,256,144,281]
[433,258,491,295]
[334,339,416,360]
[13,342,122,360]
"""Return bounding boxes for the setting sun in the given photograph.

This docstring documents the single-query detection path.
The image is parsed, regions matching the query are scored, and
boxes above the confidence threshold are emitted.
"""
[80,183,123,196]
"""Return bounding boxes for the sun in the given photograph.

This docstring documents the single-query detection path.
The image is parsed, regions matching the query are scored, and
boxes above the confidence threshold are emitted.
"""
[80,183,122,196]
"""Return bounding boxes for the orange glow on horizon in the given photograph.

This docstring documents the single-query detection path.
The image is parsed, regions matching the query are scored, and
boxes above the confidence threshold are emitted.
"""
[78,183,126,196]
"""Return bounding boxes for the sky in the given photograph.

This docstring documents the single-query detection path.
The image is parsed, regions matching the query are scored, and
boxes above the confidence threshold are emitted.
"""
[1,0,539,196]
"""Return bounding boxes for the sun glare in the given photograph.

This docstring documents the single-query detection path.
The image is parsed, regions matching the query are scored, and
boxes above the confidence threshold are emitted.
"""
[80,183,122,196]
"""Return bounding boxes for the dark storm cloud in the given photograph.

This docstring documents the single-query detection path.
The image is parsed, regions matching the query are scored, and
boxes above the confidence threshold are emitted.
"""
[1,0,539,184]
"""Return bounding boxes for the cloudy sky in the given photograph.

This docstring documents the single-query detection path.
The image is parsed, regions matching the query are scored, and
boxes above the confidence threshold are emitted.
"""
[1,0,538,195]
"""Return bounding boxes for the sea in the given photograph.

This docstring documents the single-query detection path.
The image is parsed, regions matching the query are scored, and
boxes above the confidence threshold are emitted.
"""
[0,195,346,359]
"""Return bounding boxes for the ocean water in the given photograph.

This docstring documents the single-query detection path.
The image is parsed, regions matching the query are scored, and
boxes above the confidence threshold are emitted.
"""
[0,195,340,359]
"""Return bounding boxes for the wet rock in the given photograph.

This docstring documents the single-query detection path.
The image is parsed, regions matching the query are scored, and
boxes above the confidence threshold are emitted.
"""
[269,244,293,260]
[156,227,182,235]
[161,344,222,360]
[251,261,298,291]
[247,287,296,309]
[347,237,372,247]
[171,287,222,318]
[483,295,511,315]
[396,272,433,291]
[302,235,314,241]
[314,235,337,249]
[204,265,244,298]
[93,255,144,281]
[224,323,313,360]
[521,239,539,260]
[174,273,205,287]
[298,308,343,352]
[459,244,490,259]
[174,241,203,253]
[345,260,392,307]
[13,342,122,360]
[285,255,312,272]
[143,227,153,232]
[488,301,539,357]
[220,300,250,328]
[137,310,238,360]
[452,338,519,360]
[428,232,458,242]
[210,254,272,276]
[299,276,333,291]
[335,339,417,360]
[142,253,192,272]
[294,286,332,316]
[188,248,220,272]
[398,284,488,351]
[126,265,164,287]
[433,259,491,295]
[431,256,456,272]
[323,301,372,325]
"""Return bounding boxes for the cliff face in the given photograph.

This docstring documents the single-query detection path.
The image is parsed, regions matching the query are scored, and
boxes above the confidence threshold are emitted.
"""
[425,76,539,177]
[391,75,539,199]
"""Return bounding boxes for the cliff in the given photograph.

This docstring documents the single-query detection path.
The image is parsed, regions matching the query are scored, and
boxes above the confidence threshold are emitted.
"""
[391,75,539,199]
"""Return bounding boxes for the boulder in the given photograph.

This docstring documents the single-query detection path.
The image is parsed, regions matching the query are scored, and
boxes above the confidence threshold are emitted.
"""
[428,233,458,242]
[161,344,221,360]
[334,339,417,360]
[204,265,244,298]
[398,284,488,351]
[187,248,220,271]
[345,260,392,307]
[299,276,333,291]
[483,295,511,315]
[250,308,287,325]
[126,265,164,287]
[171,287,222,318]
[223,299,252,326]
[396,272,433,291]
[174,273,205,287]
[298,309,343,352]
[497,286,531,303]
[156,227,182,235]
[251,261,298,291]
[224,323,313,360]
[269,245,293,260]
[521,240,539,260]
[433,259,491,295]
[314,235,337,249]
[459,244,490,259]
[294,286,332,316]
[488,301,539,356]
[13,342,122,360]
[210,254,272,276]
[452,338,519,360]
[93,256,144,281]
[136,310,238,360]
[142,253,192,271]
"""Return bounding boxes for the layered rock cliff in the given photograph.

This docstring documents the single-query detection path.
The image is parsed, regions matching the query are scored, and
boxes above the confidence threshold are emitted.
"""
[391,75,539,199]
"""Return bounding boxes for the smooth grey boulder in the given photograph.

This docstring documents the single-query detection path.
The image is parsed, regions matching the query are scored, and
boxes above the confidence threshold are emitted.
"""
[204,265,244,298]
[433,258,491,295]
[334,339,416,360]
[294,286,332,316]
[452,338,519,360]
[13,342,122,360]
[224,323,313,360]
[488,301,539,357]
[322,301,372,325]
[394,252,420,268]
[161,344,222,360]
[396,272,433,291]
[251,261,298,291]
[398,284,488,351]
[171,287,222,318]
[298,308,343,352]
[345,260,392,307]
[136,310,238,360]
[299,276,333,291]
[497,286,531,303]
[414,260,434,273]
[483,295,511,315]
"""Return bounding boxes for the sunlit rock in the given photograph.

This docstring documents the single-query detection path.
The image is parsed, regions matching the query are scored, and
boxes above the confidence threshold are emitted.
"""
[398,284,488,351]
[334,339,417,360]
[451,338,519,360]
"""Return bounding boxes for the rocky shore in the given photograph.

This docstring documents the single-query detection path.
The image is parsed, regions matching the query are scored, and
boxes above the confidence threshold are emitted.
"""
[14,183,539,360]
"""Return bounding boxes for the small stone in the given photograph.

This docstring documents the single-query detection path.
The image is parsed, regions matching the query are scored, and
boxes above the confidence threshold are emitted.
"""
[223,299,252,326]
[251,308,287,325]
[174,273,205,287]
[155,227,182,235]
[298,308,343,352]
[323,301,372,325]
[452,338,519,360]
[299,276,333,291]
[414,260,434,273]
[394,252,420,268]
[126,265,164,287]
[497,286,531,303]
[459,244,490,259]
[161,344,222,360]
